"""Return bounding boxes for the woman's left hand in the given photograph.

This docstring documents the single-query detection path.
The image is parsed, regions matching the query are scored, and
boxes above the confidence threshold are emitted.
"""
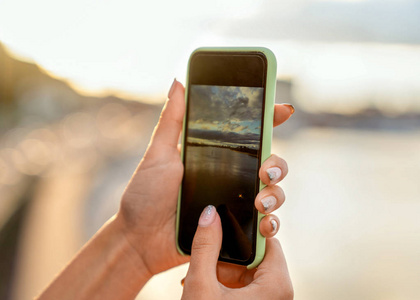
[116,80,294,278]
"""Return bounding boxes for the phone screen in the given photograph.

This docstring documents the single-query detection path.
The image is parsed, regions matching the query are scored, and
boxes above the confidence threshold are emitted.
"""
[178,52,267,265]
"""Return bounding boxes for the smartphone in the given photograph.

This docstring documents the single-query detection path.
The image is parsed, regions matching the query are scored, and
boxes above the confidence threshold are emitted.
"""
[176,47,277,269]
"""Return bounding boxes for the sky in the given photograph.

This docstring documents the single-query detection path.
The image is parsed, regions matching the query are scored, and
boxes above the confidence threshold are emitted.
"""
[188,85,263,149]
[0,0,419,111]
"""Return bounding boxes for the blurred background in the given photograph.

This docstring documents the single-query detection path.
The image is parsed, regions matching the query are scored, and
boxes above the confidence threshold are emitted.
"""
[0,0,419,299]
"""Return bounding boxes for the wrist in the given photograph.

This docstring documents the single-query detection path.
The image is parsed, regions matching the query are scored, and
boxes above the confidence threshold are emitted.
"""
[105,215,154,289]
[36,215,153,300]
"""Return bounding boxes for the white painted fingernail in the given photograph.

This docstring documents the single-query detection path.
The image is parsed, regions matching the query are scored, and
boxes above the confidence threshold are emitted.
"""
[267,167,281,182]
[198,205,216,227]
[271,219,278,232]
[261,196,277,212]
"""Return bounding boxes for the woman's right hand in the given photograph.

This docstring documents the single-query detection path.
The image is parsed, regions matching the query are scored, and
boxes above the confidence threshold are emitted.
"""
[181,205,293,300]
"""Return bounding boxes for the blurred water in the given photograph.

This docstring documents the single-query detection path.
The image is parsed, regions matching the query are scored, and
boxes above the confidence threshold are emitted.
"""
[276,128,420,300]
[137,127,420,300]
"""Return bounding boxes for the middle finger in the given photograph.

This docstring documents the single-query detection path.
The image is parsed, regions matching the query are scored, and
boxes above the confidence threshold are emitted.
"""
[255,184,285,214]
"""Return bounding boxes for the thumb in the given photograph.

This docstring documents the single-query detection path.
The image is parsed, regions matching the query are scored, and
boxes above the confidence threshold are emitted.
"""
[150,79,185,149]
[188,205,223,279]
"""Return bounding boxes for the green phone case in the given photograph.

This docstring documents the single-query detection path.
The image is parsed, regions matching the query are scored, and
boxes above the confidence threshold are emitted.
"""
[176,47,277,269]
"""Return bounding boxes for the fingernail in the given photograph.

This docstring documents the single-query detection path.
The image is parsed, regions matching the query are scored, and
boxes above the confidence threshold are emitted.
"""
[181,278,185,286]
[198,205,216,227]
[261,196,277,212]
[267,167,282,182]
[271,219,278,232]
[168,78,177,98]
[282,103,295,115]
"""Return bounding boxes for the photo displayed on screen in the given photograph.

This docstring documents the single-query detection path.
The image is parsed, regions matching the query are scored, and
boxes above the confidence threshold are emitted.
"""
[181,84,264,261]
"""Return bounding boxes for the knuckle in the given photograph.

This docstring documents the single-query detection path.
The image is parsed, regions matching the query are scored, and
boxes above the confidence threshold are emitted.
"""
[191,236,213,254]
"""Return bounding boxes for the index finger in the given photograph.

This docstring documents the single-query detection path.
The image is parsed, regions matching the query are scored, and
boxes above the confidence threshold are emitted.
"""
[274,104,295,127]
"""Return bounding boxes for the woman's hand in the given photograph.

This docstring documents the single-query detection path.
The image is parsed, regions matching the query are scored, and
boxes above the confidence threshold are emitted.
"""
[115,79,294,278]
[116,80,189,277]
[181,205,293,300]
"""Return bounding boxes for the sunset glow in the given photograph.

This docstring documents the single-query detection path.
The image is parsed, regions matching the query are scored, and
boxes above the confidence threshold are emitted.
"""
[0,0,419,111]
